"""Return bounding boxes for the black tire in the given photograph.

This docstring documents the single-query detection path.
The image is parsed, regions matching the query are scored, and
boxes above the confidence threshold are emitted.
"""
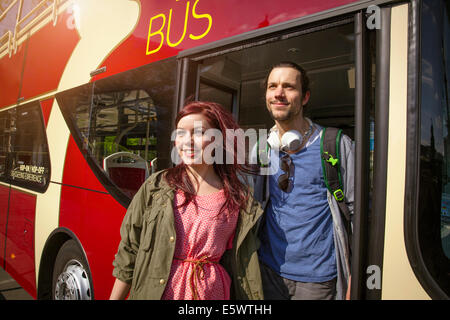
[52,239,93,300]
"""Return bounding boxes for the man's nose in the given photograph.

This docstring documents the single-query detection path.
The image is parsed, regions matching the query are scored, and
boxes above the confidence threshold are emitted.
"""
[274,85,285,98]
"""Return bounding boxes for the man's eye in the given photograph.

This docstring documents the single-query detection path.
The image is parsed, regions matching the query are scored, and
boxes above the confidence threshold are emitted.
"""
[176,129,187,136]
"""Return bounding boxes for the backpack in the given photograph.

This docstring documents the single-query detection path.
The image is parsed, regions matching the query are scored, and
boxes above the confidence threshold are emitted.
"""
[256,126,352,235]
[320,127,352,241]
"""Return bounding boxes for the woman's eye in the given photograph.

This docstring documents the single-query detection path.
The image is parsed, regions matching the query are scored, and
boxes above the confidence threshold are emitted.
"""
[193,129,204,137]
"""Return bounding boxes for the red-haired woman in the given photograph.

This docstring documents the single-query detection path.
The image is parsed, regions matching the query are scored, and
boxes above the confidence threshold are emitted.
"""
[110,101,264,300]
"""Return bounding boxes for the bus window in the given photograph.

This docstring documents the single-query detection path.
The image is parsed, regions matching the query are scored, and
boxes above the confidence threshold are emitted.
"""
[85,88,156,199]
[0,110,11,179]
[57,57,176,204]
[195,22,355,145]
[198,79,236,113]
[7,103,50,192]
[418,0,450,296]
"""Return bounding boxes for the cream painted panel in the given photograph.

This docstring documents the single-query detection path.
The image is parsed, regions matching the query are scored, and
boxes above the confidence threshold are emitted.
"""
[34,0,139,288]
[381,4,430,300]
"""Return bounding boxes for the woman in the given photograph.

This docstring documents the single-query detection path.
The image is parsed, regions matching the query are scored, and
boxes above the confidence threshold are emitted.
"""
[109,101,264,300]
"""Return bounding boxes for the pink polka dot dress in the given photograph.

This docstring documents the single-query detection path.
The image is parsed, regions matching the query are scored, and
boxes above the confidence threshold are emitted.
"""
[161,189,238,300]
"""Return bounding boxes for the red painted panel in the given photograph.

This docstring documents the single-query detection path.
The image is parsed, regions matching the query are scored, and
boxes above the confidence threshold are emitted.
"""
[61,135,126,299]
[4,188,37,298]
[62,136,108,193]
[94,0,358,80]
[0,42,26,108]
[0,184,10,267]
[21,10,79,100]
[40,98,54,128]
[59,185,126,300]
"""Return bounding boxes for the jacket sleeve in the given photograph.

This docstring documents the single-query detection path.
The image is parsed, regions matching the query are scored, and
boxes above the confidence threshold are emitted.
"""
[340,134,355,219]
[112,182,149,284]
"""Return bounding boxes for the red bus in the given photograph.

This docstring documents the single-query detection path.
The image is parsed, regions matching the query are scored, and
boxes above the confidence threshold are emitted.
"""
[0,0,449,300]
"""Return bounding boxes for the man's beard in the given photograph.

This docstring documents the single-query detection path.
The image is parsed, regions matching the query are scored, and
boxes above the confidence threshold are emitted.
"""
[267,104,301,121]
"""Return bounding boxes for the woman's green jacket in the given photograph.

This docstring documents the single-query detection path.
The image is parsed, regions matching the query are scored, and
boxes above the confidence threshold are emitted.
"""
[112,170,264,300]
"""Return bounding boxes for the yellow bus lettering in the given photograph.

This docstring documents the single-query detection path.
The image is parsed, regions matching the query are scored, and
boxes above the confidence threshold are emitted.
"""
[167,1,190,47]
[146,13,166,55]
[146,1,213,55]
[189,0,212,40]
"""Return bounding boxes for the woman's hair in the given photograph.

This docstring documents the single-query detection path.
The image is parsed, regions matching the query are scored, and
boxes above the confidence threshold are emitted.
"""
[164,101,252,216]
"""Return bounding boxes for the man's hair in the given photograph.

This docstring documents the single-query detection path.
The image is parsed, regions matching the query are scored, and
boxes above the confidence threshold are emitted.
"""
[263,61,310,96]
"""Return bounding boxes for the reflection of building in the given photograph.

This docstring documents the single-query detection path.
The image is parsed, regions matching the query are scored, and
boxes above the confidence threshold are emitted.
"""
[421,123,443,188]
[444,111,450,195]
[419,122,447,259]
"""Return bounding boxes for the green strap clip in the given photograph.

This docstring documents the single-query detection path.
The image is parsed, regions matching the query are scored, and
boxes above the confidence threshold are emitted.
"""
[323,151,339,166]
[333,189,345,202]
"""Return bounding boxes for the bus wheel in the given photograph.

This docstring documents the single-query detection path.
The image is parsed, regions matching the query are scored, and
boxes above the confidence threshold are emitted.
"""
[52,239,93,300]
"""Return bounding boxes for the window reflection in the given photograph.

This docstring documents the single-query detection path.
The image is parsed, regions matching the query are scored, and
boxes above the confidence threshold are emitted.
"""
[0,102,51,191]
[197,23,356,138]
[76,89,157,198]
[57,57,176,202]
[419,0,450,296]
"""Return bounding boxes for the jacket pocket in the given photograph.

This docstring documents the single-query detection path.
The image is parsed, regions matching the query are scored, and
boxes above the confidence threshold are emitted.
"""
[141,208,159,252]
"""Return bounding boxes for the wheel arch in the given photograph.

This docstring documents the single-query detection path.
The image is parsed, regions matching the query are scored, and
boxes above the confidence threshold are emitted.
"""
[37,227,93,299]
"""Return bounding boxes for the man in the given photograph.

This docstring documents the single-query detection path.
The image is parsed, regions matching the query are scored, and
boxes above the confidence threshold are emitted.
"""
[252,61,354,300]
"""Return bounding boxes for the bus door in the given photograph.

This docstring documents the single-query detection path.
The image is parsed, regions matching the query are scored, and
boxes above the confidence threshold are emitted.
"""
[177,13,380,299]
[181,20,365,162]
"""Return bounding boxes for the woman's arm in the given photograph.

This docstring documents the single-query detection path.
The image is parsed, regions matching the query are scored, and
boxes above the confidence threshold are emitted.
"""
[111,181,150,296]
[109,278,131,300]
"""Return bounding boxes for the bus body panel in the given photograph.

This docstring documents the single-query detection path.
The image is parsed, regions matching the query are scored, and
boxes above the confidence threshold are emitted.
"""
[59,135,126,299]
[40,98,54,128]
[0,42,25,108]
[4,188,37,298]
[34,100,69,290]
[0,0,447,300]
[381,4,430,299]
[62,137,109,194]
[0,184,10,268]
[20,10,79,102]
[94,0,360,81]
[32,0,140,296]
[59,185,125,300]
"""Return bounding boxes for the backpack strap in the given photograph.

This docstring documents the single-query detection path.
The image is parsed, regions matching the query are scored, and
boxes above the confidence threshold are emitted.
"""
[256,138,270,168]
[320,127,351,223]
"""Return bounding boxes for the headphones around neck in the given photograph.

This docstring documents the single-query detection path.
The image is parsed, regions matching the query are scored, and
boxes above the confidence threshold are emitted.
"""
[266,118,313,152]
